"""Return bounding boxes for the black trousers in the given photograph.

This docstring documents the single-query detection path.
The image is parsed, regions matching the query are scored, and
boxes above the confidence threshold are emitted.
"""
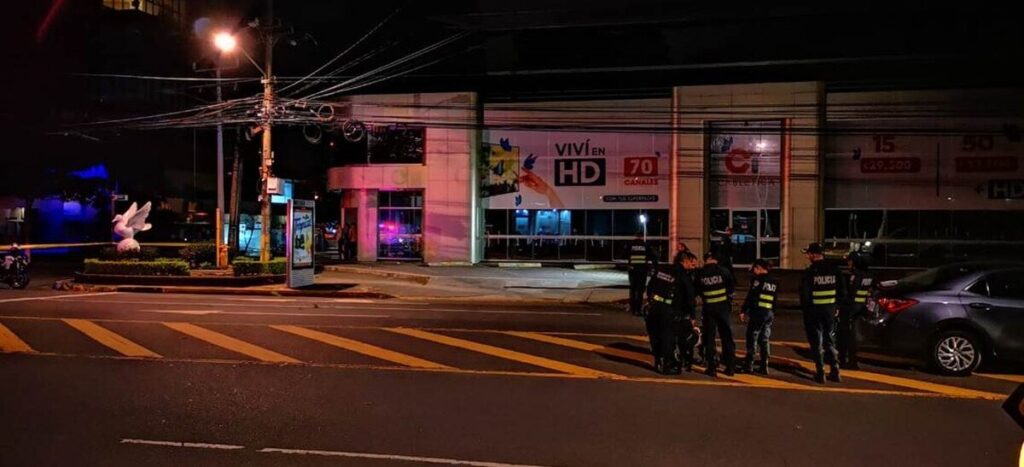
[702,304,735,369]
[673,318,696,366]
[837,305,861,365]
[628,267,648,314]
[803,306,839,371]
[645,306,677,369]
[745,311,773,364]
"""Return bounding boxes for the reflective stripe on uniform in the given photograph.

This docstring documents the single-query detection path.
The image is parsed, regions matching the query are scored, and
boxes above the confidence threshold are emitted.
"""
[758,301,773,309]
[653,295,673,305]
[812,290,836,297]
[759,294,774,301]
[630,256,646,262]
[702,288,726,297]
[812,298,836,305]
[856,290,870,296]
[705,295,727,304]
[854,297,867,303]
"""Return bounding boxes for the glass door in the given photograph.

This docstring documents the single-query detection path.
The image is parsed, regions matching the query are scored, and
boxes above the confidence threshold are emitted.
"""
[378,191,423,260]
[708,208,781,266]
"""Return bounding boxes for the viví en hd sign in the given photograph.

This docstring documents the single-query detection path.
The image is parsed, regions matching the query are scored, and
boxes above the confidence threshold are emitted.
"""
[287,199,315,288]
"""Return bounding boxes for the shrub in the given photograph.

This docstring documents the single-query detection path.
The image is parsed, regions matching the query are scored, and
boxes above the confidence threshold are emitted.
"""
[83,258,189,276]
[98,246,159,261]
[179,243,217,269]
[232,257,287,276]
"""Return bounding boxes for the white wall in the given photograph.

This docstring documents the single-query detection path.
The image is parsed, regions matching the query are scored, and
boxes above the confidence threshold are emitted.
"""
[327,92,478,263]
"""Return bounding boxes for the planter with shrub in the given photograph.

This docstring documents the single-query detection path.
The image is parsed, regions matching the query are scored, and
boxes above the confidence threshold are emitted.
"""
[179,243,217,269]
[83,258,190,276]
[232,258,287,276]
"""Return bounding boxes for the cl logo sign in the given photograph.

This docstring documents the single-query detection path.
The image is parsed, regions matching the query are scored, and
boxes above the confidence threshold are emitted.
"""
[725,149,759,174]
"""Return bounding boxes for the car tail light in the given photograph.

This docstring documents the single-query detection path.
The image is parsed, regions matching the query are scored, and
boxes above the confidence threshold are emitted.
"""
[877,297,918,314]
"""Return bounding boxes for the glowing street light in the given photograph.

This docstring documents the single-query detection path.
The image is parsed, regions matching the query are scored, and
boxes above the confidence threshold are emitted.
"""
[639,213,648,242]
[213,31,237,53]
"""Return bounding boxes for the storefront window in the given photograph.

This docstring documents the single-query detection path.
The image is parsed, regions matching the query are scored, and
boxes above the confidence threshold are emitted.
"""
[482,208,669,262]
[378,190,423,260]
[367,126,425,164]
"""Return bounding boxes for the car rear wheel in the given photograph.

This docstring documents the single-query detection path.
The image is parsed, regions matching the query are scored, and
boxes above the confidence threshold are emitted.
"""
[930,330,981,376]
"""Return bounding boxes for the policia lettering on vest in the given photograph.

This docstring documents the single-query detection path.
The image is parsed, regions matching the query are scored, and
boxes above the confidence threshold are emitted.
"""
[627,233,656,316]
[838,252,874,370]
[740,259,777,375]
[799,243,848,384]
[695,251,737,377]
[644,257,697,374]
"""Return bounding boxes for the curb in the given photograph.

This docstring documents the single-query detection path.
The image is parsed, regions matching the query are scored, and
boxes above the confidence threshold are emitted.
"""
[82,284,394,300]
[323,265,431,285]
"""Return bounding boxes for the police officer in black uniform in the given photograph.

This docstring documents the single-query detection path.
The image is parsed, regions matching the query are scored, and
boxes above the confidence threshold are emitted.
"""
[695,251,736,377]
[838,252,874,370]
[644,259,693,374]
[739,259,778,375]
[671,251,699,372]
[627,233,654,316]
[799,243,847,384]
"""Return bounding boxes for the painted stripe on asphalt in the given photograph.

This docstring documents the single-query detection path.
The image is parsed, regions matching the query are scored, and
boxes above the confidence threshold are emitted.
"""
[0,322,34,353]
[63,319,161,358]
[387,328,621,379]
[505,331,652,364]
[163,322,300,363]
[120,438,244,450]
[271,325,450,369]
[137,310,222,315]
[977,373,1024,384]
[259,447,551,466]
[0,292,119,304]
[14,351,982,400]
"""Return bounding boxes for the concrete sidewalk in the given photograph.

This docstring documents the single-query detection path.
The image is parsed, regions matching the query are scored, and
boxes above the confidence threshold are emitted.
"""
[321,264,629,305]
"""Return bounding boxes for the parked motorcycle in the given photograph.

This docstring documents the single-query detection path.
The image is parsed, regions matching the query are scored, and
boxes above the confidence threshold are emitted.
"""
[2,244,30,289]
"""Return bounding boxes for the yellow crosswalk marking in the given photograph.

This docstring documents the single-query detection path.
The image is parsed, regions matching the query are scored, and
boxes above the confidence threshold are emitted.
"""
[270,325,450,369]
[977,373,1024,384]
[505,331,803,389]
[164,322,299,363]
[774,356,1004,400]
[63,319,160,358]
[0,322,33,353]
[387,328,621,378]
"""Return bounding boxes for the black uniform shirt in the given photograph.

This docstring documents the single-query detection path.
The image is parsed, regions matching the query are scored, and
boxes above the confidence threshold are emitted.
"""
[695,263,734,307]
[743,273,779,316]
[800,259,846,310]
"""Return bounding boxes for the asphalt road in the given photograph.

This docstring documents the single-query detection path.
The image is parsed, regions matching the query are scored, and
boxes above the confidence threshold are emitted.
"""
[1,290,1022,466]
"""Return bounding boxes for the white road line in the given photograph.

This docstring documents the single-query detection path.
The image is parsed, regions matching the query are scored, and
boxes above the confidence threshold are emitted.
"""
[233,298,299,302]
[137,309,222,315]
[120,438,244,450]
[0,292,119,304]
[258,447,550,467]
[41,299,601,316]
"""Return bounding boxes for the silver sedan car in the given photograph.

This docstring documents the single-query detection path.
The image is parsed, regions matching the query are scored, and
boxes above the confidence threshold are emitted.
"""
[858,262,1024,376]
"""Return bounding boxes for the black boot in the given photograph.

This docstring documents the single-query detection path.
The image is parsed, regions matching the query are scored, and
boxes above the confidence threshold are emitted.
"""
[828,366,842,383]
[723,363,735,377]
[740,357,753,374]
[653,358,664,374]
[704,360,717,377]
[814,361,826,384]
[755,359,769,376]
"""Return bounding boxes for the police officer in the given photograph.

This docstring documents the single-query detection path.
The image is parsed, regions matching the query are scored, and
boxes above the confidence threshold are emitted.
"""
[674,251,700,372]
[644,259,692,374]
[799,243,847,384]
[739,259,777,375]
[627,233,654,316]
[838,252,874,370]
[695,251,736,377]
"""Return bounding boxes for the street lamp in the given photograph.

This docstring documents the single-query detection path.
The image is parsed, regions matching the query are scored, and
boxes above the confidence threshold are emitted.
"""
[213,32,237,53]
[211,21,275,263]
[638,213,648,242]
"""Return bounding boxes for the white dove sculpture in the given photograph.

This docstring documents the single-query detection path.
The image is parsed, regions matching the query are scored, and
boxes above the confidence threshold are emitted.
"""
[112,201,153,253]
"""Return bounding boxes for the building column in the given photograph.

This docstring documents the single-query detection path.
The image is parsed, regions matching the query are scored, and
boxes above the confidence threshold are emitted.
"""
[357,189,377,262]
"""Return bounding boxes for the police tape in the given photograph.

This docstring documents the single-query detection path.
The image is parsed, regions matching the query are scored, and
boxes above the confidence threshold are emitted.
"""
[0,242,194,251]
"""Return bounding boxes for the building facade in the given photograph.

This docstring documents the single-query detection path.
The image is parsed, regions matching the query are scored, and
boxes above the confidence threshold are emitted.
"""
[327,84,1024,268]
